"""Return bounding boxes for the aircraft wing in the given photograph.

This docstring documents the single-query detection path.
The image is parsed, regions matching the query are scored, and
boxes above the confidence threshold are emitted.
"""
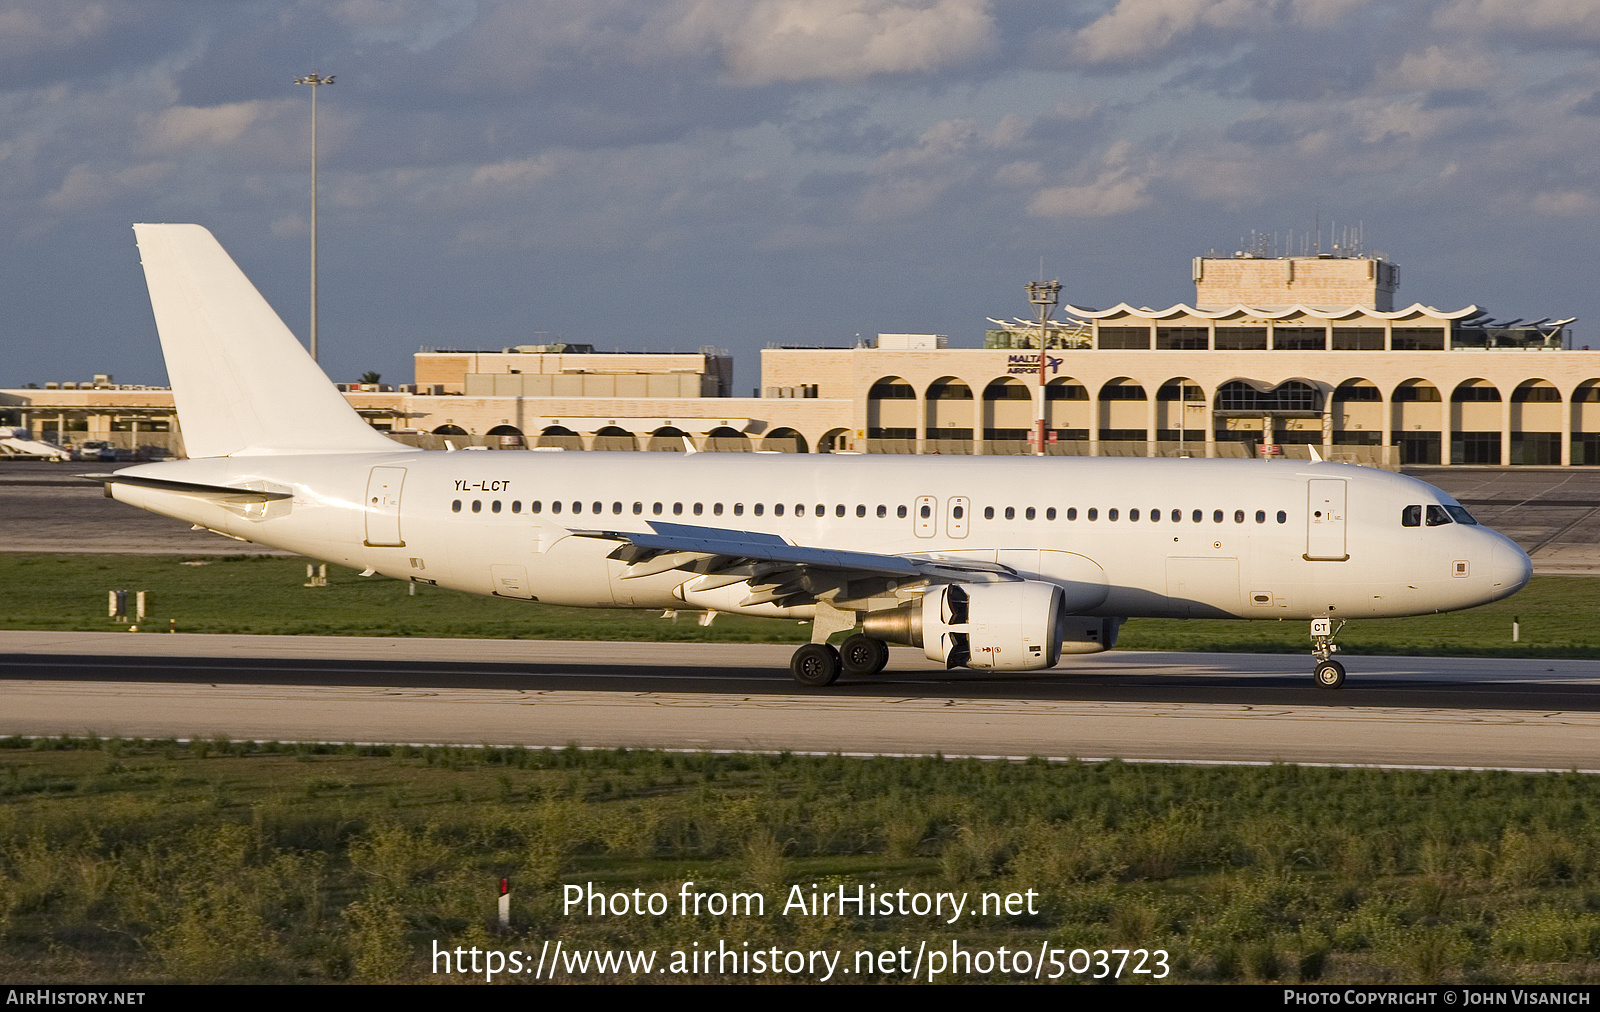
[570,521,1016,608]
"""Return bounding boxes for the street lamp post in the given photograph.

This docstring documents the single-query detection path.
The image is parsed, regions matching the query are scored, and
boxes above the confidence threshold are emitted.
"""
[1026,280,1062,456]
[294,71,334,363]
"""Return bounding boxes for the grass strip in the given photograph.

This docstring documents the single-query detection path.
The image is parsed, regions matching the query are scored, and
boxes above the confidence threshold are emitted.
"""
[4,736,1600,983]
[0,553,1591,657]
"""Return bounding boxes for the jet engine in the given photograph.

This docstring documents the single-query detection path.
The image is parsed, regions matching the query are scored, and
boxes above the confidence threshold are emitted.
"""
[862,581,1115,671]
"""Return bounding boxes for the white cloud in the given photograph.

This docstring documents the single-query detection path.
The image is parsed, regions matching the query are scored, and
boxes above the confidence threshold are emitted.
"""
[1070,0,1365,65]
[1028,171,1150,217]
[1531,189,1599,216]
[1433,0,1600,42]
[145,101,285,152]
[677,0,996,85]
[0,3,113,61]
[43,160,170,211]
[1378,43,1501,93]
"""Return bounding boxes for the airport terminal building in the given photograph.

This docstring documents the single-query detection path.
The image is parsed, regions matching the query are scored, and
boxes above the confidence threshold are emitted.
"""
[5,249,1597,467]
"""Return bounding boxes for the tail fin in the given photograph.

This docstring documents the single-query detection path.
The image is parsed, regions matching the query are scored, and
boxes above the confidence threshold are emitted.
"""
[133,223,397,457]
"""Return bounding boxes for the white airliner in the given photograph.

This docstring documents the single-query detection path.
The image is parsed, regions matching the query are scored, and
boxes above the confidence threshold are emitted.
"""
[93,224,1532,689]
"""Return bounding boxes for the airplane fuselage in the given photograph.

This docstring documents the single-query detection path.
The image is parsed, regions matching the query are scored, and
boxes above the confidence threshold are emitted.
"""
[109,451,1530,624]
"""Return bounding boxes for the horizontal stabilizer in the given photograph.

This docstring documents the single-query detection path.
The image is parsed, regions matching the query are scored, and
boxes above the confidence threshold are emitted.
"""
[133,223,398,457]
[81,473,293,504]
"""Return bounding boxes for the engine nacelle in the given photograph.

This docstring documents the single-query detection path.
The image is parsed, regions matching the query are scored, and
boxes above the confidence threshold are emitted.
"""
[865,581,1091,671]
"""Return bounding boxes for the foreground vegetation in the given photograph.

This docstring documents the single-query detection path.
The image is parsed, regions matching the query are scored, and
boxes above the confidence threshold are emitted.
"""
[0,553,1588,657]
[4,737,1600,983]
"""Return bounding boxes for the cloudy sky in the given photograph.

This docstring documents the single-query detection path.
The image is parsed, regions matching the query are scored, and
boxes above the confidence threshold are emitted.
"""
[6,0,1600,394]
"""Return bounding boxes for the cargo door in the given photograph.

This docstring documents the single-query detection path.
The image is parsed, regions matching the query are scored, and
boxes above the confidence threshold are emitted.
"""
[1306,479,1348,561]
[914,496,937,538]
[491,564,533,599]
[364,466,406,547]
[947,496,969,538]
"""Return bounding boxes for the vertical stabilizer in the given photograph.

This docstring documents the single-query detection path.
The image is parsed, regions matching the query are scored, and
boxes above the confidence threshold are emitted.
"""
[133,223,397,457]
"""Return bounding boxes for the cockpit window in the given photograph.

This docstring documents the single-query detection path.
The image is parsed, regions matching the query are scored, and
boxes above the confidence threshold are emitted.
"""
[1444,505,1479,526]
[1425,505,1452,526]
[1402,505,1421,527]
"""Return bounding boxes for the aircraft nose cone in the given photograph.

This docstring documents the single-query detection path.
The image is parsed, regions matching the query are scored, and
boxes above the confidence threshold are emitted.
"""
[1491,538,1533,599]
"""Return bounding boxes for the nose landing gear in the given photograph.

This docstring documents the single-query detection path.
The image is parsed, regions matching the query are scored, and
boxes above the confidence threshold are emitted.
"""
[1310,617,1346,689]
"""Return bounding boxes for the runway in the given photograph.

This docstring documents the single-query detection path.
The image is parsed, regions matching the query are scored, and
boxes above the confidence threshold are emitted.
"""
[5,632,1600,770]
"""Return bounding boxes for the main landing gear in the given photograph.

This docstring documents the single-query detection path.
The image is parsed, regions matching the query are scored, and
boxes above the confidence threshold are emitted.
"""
[789,634,891,687]
[1310,617,1346,689]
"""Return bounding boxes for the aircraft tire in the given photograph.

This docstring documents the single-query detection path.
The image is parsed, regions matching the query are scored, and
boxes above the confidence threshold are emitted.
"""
[839,634,890,676]
[1313,659,1346,690]
[791,643,842,687]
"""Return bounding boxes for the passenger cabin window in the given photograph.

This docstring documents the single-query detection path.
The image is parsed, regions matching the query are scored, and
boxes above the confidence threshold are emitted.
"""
[592,502,601,514]
[1046,507,1056,520]
[492,501,501,513]
[633,502,643,515]
[856,505,866,517]
[877,505,887,518]
[512,501,521,513]
[1108,508,1119,521]
[1277,510,1287,524]
[1067,508,1078,520]
[673,502,683,515]
[1192,510,1203,523]
[1004,507,1015,520]
[897,506,907,519]
[571,501,581,514]
[953,505,964,519]
[1087,508,1098,521]
[1426,505,1453,526]
[472,500,482,513]
[652,502,663,515]
[551,501,561,514]
[1213,510,1223,523]
[775,504,785,517]
[920,504,932,519]
[713,503,723,516]
[755,504,766,516]
[1026,507,1036,520]
[693,503,705,516]
[1149,509,1159,522]
[834,504,844,517]
[1403,505,1421,527]
[612,502,622,514]
[452,500,461,512]
[531,501,542,513]
[734,504,744,516]
[984,506,995,520]
[1255,510,1265,524]
[1129,508,1139,521]
[1171,509,1180,522]
[1234,510,1245,523]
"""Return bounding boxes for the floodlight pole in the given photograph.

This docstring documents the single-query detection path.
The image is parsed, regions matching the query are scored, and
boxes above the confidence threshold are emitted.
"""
[294,71,334,363]
[1026,280,1062,456]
